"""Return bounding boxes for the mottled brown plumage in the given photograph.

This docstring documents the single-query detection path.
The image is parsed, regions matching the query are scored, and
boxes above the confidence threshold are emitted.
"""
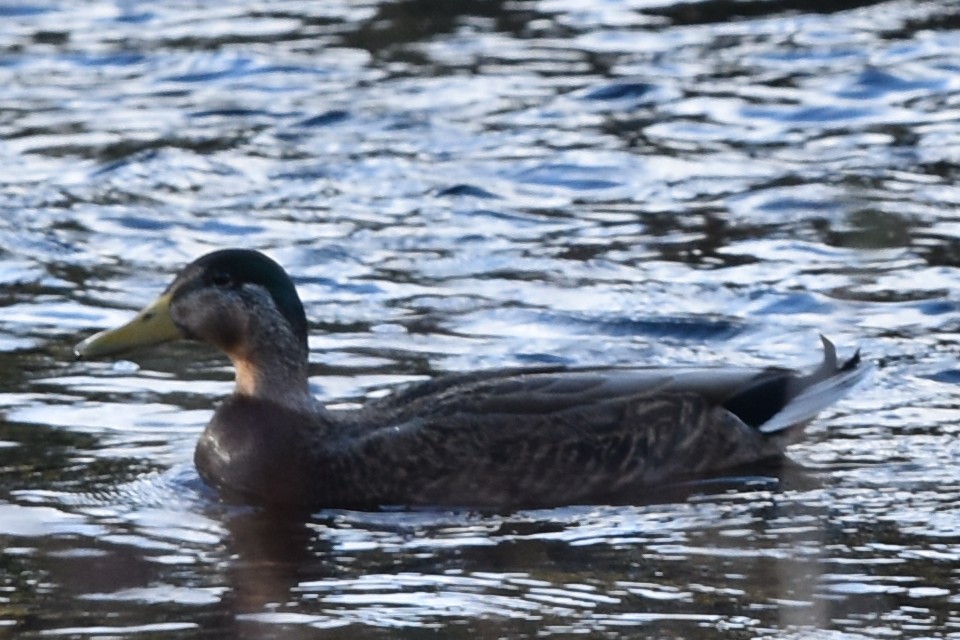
[76,249,869,511]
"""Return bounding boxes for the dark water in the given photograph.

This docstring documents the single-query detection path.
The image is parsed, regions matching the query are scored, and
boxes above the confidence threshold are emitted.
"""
[2,0,960,637]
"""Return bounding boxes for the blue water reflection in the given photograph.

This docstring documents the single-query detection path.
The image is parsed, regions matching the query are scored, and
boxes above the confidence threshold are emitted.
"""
[2,0,960,638]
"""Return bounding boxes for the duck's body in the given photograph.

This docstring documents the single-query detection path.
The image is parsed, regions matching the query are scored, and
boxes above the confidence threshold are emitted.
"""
[76,249,868,511]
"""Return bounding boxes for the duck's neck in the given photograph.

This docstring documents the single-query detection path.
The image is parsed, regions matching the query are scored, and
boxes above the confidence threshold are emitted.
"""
[229,342,316,413]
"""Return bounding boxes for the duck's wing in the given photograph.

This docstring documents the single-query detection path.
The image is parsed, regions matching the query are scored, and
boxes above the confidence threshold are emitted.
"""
[365,365,742,421]
[366,336,868,435]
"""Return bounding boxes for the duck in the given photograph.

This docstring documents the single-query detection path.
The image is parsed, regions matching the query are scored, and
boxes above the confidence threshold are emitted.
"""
[75,248,869,511]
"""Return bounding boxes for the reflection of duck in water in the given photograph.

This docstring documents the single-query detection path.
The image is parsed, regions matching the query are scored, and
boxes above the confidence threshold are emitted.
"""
[76,249,868,511]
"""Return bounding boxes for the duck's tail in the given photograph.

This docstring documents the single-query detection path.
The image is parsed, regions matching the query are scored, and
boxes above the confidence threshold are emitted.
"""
[757,335,870,435]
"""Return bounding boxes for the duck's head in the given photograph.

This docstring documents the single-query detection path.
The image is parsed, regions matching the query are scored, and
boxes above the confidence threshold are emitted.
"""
[76,249,310,401]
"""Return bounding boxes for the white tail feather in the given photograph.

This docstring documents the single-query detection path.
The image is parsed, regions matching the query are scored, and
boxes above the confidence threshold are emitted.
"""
[759,359,872,434]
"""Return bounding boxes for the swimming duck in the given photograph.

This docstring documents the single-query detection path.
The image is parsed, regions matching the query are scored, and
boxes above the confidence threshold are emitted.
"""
[76,249,868,511]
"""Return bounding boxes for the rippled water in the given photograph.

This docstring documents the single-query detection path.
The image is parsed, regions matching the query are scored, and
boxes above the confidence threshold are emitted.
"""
[2,0,960,637]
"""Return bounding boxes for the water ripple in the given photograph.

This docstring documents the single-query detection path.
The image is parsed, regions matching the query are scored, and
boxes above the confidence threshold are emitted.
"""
[2,0,960,638]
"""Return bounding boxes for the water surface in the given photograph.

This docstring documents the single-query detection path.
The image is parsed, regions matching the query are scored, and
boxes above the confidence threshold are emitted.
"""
[2,0,960,637]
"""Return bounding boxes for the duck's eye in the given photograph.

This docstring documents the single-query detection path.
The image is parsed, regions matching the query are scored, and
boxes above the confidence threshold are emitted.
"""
[210,271,234,288]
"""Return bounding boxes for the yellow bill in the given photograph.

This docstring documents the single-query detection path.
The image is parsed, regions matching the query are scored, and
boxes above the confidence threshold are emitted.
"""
[75,293,183,359]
